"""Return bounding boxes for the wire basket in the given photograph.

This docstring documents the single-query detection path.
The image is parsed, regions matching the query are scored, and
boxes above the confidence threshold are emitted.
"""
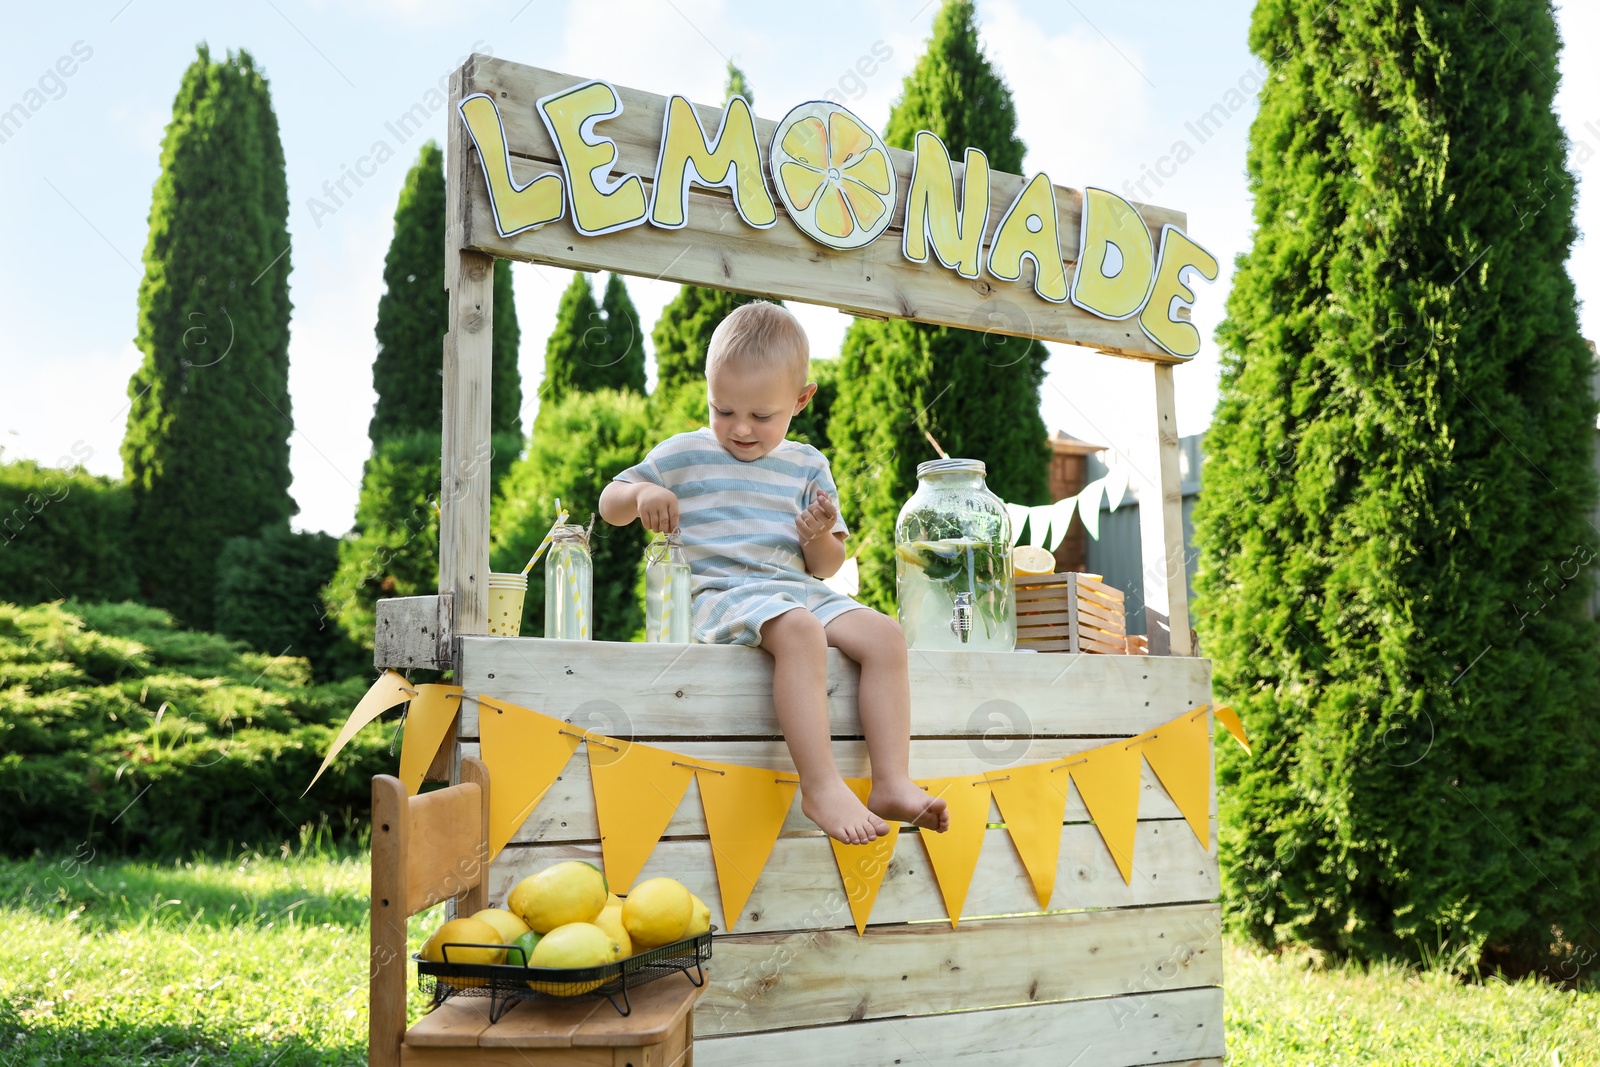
[413,927,714,1022]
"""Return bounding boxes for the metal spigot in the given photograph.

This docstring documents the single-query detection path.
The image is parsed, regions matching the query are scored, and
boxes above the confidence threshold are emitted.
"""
[950,592,973,643]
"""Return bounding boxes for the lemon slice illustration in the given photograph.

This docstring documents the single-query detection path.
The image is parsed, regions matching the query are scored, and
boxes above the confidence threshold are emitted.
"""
[770,102,897,251]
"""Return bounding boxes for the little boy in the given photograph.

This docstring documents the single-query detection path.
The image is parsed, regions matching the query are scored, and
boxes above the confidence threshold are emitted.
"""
[599,302,948,844]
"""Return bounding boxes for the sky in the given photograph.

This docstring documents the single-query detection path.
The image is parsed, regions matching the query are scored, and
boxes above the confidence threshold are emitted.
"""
[1,1,1597,536]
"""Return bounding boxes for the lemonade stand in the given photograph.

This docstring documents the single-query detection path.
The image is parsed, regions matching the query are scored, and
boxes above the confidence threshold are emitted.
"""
[360,51,1226,1067]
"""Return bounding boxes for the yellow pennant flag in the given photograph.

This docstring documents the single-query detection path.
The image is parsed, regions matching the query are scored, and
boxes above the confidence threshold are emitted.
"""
[696,762,798,933]
[914,775,993,928]
[303,669,413,795]
[588,738,694,893]
[397,684,463,796]
[827,778,900,936]
[1138,707,1212,850]
[987,757,1073,910]
[479,696,583,862]
[1215,704,1251,754]
[1068,739,1144,885]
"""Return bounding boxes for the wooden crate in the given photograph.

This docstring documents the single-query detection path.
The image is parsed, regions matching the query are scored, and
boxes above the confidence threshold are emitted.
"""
[453,638,1221,1067]
[1016,572,1132,655]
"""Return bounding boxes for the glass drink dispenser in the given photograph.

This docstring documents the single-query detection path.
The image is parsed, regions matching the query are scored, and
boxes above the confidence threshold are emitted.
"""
[894,459,1016,652]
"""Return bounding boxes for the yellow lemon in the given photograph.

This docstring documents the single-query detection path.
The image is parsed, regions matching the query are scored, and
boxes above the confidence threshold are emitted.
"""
[1012,545,1056,577]
[593,903,632,960]
[686,894,711,938]
[621,878,693,951]
[470,908,530,945]
[770,102,896,251]
[527,922,619,995]
[421,916,503,987]
[421,917,504,966]
[606,892,623,909]
[508,861,608,934]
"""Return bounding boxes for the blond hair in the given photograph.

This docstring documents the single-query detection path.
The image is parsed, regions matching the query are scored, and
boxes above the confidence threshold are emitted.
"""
[705,301,809,387]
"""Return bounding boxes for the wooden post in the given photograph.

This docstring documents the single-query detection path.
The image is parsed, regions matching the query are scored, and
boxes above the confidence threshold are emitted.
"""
[1138,363,1192,656]
[440,60,495,658]
[368,776,408,1067]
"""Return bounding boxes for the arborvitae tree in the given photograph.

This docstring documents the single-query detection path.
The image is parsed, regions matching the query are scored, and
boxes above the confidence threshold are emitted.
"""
[324,431,444,649]
[121,45,295,630]
[1194,0,1600,975]
[492,259,524,443]
[598,273,646,394]
[324,429,520,651]
[492,391,654,641]
[369,143,448,446]
[725,60,751,106]
[333,146,523,655]
[369,142,523,445]
[787,357,839,451]
[536,274,605,422]
[830,0,1049,611]
[650,62,769,397]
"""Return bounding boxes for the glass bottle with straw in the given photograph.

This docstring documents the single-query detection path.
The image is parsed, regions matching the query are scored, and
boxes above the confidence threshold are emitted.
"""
[644,530,691,643]
[542,521,593,640]
[521,500,593,641]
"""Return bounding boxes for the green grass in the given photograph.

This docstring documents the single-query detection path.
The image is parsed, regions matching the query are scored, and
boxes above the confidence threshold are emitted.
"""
[1,850,1596,1066]
[1225,944,1599,1066]
[0,841,443,1066]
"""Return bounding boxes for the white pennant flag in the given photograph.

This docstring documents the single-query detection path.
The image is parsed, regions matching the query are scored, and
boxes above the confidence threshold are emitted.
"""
[1005,502,1030,547]
[1077,479,1105,540]
[1104,464,1131,512]
[1047,497,1077,552]
[1028,504,1055,549]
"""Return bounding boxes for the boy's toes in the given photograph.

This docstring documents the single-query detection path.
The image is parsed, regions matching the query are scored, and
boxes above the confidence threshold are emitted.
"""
[802,784,887,845]
[911,803,947,832]
[867,779,944,830]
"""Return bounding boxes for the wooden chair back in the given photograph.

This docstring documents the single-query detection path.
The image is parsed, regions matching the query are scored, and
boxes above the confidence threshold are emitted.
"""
[369,755,490,1067]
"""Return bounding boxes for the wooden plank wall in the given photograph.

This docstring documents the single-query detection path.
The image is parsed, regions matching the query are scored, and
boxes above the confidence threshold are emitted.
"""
[456,57,1187,363]
[456,639,1221,1066]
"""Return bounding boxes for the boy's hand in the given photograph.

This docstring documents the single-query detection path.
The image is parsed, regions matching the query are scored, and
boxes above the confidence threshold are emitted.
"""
[636,484,680,534]
[796,492,837,545]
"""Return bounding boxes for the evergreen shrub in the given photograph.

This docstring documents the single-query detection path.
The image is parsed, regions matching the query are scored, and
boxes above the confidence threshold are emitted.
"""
[0,459,136,605]
[0,600,389,856]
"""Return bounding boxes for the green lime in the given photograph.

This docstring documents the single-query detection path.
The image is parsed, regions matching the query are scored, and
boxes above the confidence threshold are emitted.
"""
[508,930,543,967]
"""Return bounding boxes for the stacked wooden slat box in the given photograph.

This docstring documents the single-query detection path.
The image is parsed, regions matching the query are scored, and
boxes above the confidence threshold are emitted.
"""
[1016,572,1144,654]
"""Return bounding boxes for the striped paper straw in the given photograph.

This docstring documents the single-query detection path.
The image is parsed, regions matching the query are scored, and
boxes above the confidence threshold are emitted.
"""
[521,503,570,575]
[568,568,587,639]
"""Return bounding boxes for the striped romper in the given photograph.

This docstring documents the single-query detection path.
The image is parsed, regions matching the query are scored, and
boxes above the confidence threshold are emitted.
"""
[613,428,866,647]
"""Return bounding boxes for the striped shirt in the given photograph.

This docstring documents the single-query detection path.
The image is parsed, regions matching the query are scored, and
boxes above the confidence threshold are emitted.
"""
[614,429,858,644]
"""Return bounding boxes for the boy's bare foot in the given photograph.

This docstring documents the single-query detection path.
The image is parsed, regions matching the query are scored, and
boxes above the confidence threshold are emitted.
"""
[801,779,892,844]
[869,778,950,833]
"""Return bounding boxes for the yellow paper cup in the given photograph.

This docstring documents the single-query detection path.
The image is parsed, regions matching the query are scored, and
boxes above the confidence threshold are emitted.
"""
[486,572,528,637]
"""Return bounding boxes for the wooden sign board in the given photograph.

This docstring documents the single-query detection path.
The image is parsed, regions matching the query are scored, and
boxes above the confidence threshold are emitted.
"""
[437,55,1198,652]
[452,55,1213,364]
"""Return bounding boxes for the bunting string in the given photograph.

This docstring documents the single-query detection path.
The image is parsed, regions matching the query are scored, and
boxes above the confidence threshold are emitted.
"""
[310,674,1242,935]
